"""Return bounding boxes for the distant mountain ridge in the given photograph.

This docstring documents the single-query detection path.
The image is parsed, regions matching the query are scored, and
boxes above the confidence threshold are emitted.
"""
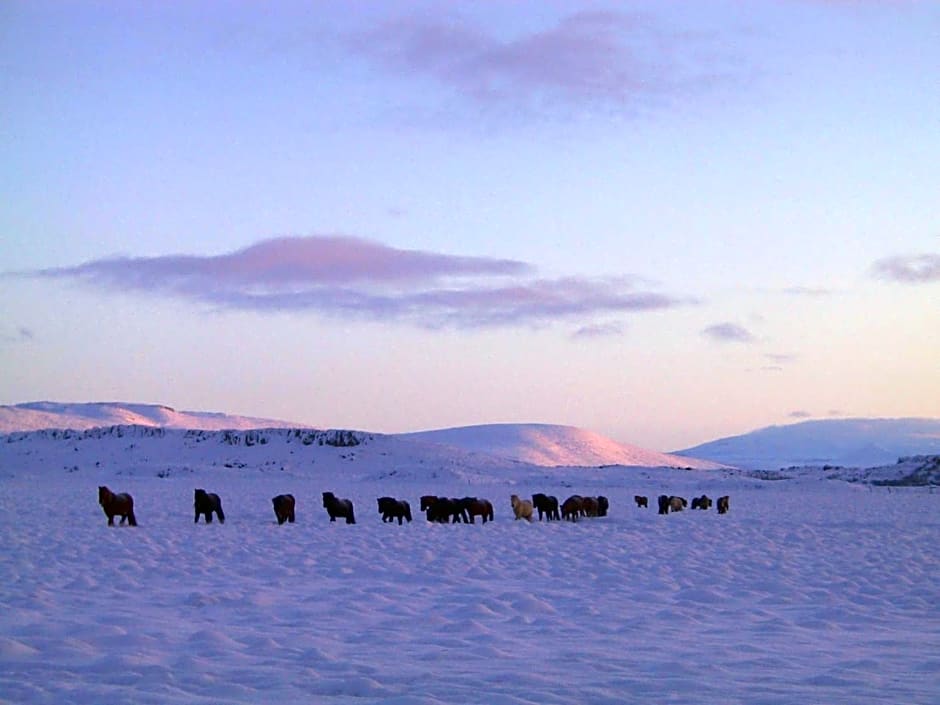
[676,417,940,470]
[0,401,309,434]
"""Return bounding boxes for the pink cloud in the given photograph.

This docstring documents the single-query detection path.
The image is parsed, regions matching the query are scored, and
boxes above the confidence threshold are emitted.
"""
[29,236,689,330]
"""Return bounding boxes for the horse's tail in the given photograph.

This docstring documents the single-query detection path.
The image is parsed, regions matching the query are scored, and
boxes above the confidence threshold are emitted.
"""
[216,506,225,523]
[348,503,356,524]
[128,510,138,527]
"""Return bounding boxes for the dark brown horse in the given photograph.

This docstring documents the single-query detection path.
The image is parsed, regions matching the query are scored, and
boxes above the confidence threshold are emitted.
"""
[532,493,560,521]
[421,495,467,523]
[634,495,648,508]
[717,495,730,514]
[377,497,412,524]
[98,486,137,526]
[460,497,494,524]
[581,496,600,517]
[272,494,296,524]
[561,495,584,521]
[691,494,712,510]
[323,492,356,524]
[194,489,225,524]
[596,495,609,517]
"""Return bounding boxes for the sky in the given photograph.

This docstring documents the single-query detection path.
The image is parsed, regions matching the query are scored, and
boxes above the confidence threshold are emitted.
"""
[1,0,938,451]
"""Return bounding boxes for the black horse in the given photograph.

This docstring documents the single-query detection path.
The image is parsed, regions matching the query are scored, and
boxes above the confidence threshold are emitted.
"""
[634,495,648,509]
[194,489,225,524]
[421,495,467,523]
[657,494,671,515]
[272,494,296,524]
[691,494,712,510]
[532,493,560,521]
[377,497,412,524]
[596,495,609,517]
[323,492,356,524]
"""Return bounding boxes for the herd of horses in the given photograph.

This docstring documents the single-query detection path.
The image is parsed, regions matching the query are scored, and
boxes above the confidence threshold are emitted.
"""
[97,485,731,527]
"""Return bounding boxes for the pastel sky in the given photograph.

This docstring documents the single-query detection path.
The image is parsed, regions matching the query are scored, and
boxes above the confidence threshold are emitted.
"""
[2,0,938,451]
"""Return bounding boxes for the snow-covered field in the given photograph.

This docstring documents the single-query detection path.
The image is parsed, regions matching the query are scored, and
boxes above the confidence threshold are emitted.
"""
[1,429,939,704]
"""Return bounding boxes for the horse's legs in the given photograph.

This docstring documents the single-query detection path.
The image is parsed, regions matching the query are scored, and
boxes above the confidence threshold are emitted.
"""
[205,512,213,524]
[107,513,115,526]
[119,514,127,525]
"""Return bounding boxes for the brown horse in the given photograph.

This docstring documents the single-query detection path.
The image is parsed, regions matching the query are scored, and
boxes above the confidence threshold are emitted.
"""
[460,497,494,524]
[717,495,730,514]
[668,496,687,513]
[691,494,712,510]
[634,495,648,509]
[581,496,600,517]
[98,486,137,526]
[272,494,296,524]
[323,492,356,524]
[561,495,584,521]
[194,489,225,524]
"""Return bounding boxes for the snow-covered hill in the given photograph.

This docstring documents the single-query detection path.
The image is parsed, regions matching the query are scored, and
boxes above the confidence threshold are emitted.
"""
[400,423,726,470]
[0,401,309,434]
[0,402,723,470]
[676,417,940,470]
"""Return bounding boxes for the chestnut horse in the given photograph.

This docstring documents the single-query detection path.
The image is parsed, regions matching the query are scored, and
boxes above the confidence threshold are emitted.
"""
[98,486,137,526]
[562,495,584,521]
[194,489,225,524]
[323,492,356,524]
[460,497,494,524]
[377,497,412,524]
[272,494,296,524]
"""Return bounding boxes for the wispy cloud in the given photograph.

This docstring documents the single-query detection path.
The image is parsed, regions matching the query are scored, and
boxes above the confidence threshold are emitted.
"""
[783,286,833,297]
[765,352,797,364]
[24,236,689,330]
[789,410,812,419]
[702,322,755,343]
[1,326,35,344]
[350,11,733,120]
[571,322,625,340]
[871,253,940,284]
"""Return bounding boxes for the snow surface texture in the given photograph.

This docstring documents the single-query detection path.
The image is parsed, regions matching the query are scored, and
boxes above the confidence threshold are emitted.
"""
[1,427,939,704]
[677,417,940,470]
